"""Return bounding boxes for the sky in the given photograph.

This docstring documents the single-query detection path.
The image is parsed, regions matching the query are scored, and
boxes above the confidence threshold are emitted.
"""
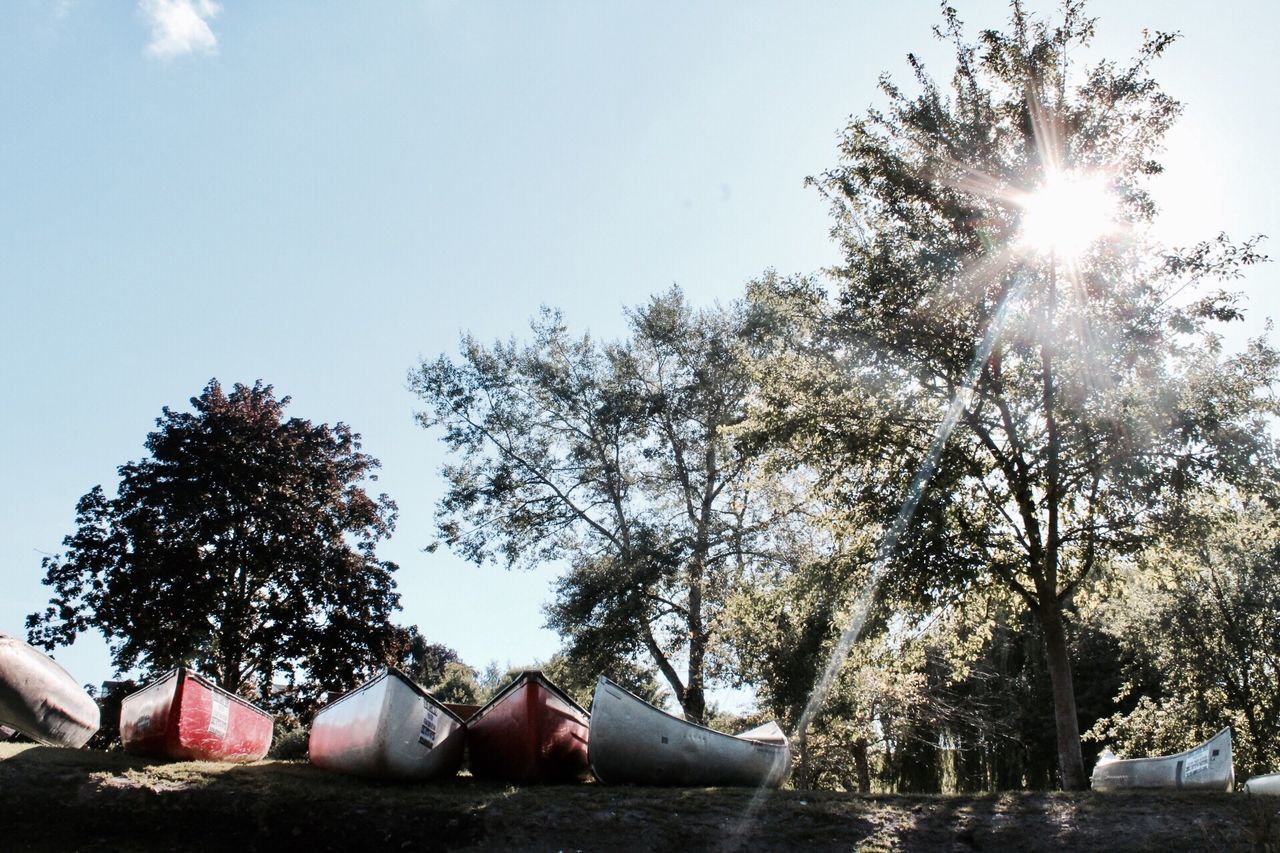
[2,0,1277,711]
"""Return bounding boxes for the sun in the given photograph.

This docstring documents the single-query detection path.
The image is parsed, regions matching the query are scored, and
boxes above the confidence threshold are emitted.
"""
[1017,171,1117,260]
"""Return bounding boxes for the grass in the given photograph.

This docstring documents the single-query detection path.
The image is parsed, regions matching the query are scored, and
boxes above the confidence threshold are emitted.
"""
[1,742,1264,851]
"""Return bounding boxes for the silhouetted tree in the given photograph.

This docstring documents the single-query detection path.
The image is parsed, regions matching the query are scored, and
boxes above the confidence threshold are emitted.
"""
[28,380,406,714]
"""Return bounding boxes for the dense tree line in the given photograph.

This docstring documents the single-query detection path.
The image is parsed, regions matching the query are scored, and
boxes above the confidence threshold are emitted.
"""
[416,1,1278,791]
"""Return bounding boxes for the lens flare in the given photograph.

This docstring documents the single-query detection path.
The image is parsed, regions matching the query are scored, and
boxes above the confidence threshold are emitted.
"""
[1017,172,1116,259]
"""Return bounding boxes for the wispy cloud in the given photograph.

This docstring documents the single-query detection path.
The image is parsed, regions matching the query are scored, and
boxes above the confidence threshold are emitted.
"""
[138,0,221,60]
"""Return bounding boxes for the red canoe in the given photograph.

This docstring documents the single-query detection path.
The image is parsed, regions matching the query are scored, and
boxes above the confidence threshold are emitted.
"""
[120,668,273,762]
[464,670,590,784]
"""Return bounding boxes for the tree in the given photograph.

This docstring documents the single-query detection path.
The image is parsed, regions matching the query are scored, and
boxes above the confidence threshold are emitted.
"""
[398,627,462,687]
[28,380,406,714]
[1087,492,1280,777]
[428,662,483,705]
[749,2,1275,788]
[410,288,789,721]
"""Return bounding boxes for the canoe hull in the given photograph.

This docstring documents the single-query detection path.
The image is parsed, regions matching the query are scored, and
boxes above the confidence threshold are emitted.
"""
[0,632,100,748]
[120,668,273,762]
[589,677,791,788]
[309,668,465,780]
[1244,773,1280,795]
[466,671,591,784]
[1091,727,1233,791]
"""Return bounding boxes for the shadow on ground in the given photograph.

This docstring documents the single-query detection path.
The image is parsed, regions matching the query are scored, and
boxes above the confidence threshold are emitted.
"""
[1,743,1260,851]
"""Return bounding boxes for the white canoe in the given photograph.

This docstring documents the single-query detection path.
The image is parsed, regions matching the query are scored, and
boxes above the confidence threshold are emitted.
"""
[1243,772,1280,795]
[588,676,791,787]
[309,668,465,780]
[1091,727,1234,791]
[0,632,99,748]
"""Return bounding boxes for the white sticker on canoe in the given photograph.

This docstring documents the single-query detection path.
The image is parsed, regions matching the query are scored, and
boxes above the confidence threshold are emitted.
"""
[419,701,438,749]
[209,693,230,739]
[1184,745,1210,778]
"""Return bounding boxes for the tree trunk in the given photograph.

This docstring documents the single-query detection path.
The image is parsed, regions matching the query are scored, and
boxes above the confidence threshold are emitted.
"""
[798,728,810,791]
[1037,601,1087,790]
[684,552,707,722]
[853,736,872,793]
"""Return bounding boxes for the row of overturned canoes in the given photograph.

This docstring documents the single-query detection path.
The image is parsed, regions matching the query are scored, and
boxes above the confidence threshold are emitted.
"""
[0,632,791,788]
[10,629,1280,794]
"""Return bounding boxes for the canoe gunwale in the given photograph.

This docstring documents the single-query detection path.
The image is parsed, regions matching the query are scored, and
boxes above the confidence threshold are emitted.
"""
[124,667,273,723]
[588,676,792,787]
[314,667,463,726]
[466,670,587,728]
[593,676,786,747]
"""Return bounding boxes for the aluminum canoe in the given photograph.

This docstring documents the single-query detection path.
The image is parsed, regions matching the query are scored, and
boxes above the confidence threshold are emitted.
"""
[1091,727,1234,791]
[308,668,465,780]
[588,676,791,788]
[1243,772,1280,795]
[120,667,273,762]
[465,670,591,784]
[0,632,100,748]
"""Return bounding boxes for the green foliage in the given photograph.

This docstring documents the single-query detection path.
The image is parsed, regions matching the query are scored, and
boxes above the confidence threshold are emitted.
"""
[268,721,310,761]
[27,380,406,715]
[398,627,462,688]
[1086,493,1280,777]
[428,661,483,705]
[745,1,1275,788]
[410,288,797,720]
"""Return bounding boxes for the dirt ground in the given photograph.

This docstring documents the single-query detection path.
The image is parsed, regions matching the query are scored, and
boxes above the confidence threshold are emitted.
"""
[2,742,1273,851]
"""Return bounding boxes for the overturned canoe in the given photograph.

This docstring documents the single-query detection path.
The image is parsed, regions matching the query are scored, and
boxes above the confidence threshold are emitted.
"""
[588,676,791,788]
[1243,773,1280,795]
[1091,727,1233,791]
[466,670,591,784]
[120,668,273,762]
[0,632,99,748]
[309,668,465,780]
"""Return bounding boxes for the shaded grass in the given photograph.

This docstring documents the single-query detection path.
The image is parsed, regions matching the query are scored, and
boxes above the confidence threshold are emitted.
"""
[1,743,1260,851]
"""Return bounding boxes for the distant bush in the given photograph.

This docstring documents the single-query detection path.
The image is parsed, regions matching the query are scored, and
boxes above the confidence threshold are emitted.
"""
[269,721,309,761]
[86,680,137,751]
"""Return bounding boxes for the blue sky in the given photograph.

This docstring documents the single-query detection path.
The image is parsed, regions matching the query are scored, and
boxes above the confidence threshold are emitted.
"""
[2,1,1276,708]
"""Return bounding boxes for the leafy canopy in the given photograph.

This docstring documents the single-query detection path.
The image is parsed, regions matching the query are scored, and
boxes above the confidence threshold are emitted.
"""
[411,288,796,720]
[747,0,1274,788]
[28,380,406,713]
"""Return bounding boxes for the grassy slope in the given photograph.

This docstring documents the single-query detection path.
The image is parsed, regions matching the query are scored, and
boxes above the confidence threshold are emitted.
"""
[2,742,1269,851]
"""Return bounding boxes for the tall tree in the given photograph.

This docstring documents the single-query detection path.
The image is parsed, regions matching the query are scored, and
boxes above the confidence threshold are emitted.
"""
[411,288,787,721]
[28,380,406,714]
[749,3,1274,788]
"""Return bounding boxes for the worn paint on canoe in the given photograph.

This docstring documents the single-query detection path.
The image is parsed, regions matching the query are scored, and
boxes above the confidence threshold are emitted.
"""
[0,632,99,748]
[588,676,791,788]
[120,668,273,762]
[466,670,591,784]
[309,668,465,780]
